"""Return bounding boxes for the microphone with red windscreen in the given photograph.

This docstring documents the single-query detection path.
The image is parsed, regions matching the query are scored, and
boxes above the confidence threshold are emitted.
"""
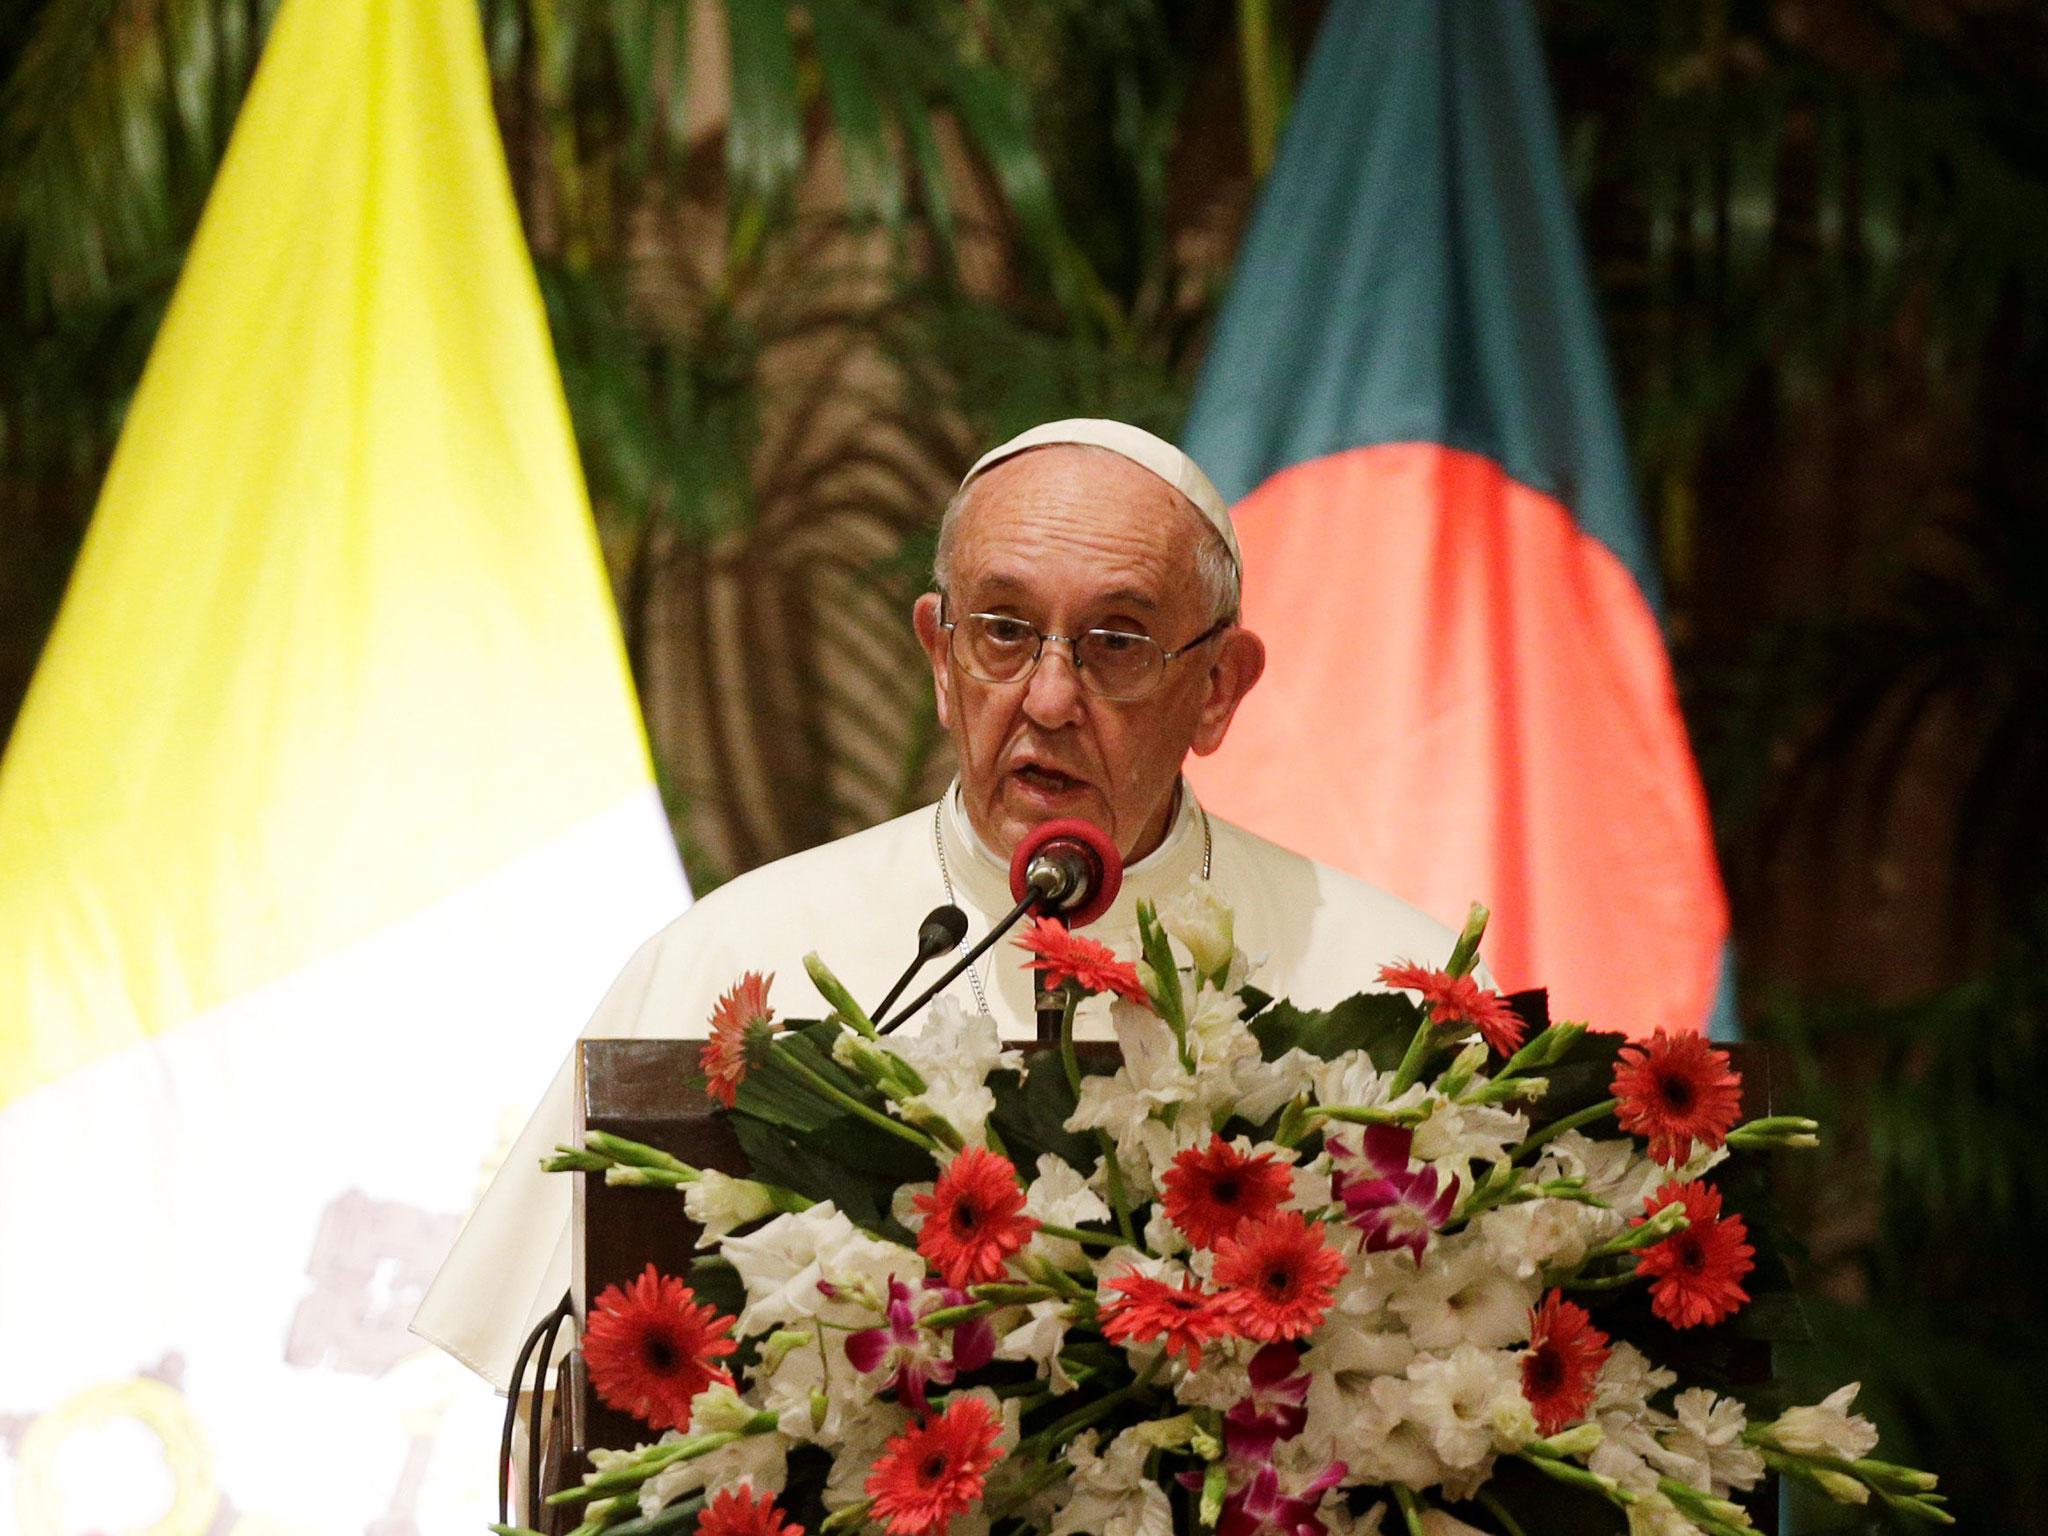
[877,817,1126,1036]
[1009,817,1123,929]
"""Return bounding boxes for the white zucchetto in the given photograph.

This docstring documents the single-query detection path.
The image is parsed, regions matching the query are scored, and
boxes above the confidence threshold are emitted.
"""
[960,418,1241,575]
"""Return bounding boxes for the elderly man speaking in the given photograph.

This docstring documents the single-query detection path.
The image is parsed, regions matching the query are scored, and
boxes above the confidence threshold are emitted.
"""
[413,419,1460,1391]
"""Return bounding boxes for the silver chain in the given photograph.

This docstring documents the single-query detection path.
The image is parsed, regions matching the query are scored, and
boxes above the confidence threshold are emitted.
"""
[931,795,1213,1021]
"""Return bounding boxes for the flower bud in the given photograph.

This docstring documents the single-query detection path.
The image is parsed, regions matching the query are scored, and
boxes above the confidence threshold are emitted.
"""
[1808,1468,1869,1504]
[804,952,877,1037]
[682,1169,781,1240]
[759,1329,812,1373]
[1159,884,1235,983]
[1728,1116,1822,1151]
[1533,1423,1604,1458]
[1765,1385,1880,1461]
[687,1383,757,1433]
[1440,1040,1491,1098]
[1199,1461,1230,1526]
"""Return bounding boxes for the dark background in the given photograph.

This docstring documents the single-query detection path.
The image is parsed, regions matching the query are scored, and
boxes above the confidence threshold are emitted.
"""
[3,1,2042,1528]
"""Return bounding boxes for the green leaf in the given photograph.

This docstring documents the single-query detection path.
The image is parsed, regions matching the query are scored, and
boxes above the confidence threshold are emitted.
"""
[931,53,1109,329]
[808,2,904,231]
[730,1021,870,1131]
[722,0,802,213]
[1248,990,1419,1066]
[989,1056,1095,1172]
[727,1113,928,1234]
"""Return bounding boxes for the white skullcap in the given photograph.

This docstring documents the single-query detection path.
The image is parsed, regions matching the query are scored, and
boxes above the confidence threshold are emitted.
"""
[960,418,1240,575]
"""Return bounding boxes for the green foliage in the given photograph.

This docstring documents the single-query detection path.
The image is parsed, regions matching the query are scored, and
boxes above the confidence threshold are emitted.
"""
[1747,917,2048,1531]
[1249,989,1418,1066]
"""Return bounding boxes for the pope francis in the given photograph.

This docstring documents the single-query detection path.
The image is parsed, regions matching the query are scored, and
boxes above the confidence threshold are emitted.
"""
[412,418,1463,1395]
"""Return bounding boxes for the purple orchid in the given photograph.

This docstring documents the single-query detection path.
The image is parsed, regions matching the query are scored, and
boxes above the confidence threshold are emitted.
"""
[1328,1124,1458,1261]
[1222,1342,1312,1463]
[844,1276,995,1415]
[1216,1459,1349,1536]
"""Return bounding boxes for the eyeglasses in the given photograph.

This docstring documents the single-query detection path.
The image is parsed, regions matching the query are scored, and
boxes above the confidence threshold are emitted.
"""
[938,601,1232,701]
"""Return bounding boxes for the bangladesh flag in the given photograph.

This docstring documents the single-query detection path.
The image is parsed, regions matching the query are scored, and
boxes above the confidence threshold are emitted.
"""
[1183,0,1733,1039]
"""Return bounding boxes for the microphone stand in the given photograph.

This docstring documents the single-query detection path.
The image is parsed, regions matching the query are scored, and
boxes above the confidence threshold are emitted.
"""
[878,892,1042,1035]
[1033,965,1066,1045]
[871,908,968,1024]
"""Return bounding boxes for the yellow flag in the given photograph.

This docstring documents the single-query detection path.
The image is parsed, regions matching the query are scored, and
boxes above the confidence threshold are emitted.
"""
[0,0,686,1525]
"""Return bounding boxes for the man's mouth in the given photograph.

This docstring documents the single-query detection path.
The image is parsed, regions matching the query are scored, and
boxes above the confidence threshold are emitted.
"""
[1010,763,1086,797]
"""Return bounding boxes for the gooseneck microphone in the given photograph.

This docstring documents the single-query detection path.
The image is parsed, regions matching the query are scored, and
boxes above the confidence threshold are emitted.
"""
[1008,817,1122,926]
[877,820,1127,1036]
[1012,819,1124,1041]
[870,904,970,1022]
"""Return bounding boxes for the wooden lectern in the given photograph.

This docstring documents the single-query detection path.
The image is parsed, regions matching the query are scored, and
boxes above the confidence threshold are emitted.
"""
[534,1036,1779,1531]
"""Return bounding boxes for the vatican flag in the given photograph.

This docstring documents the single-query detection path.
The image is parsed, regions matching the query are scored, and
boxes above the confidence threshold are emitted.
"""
[0,0,687,1528]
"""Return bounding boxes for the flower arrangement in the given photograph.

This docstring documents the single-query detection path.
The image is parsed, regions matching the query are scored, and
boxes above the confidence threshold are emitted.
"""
[522,896,1946,1536]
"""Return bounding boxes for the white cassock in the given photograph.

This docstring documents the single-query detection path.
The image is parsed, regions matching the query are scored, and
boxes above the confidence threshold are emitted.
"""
[411,779,1460,1391]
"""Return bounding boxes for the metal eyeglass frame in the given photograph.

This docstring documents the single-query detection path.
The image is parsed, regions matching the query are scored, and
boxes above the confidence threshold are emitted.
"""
[936,596,1232,701]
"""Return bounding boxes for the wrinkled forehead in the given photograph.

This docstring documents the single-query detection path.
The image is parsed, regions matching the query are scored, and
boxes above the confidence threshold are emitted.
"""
[949,445,1212,606]
[958,417,1240,575]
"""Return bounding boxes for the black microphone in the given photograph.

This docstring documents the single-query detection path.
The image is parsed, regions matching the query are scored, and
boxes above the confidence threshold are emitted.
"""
[877,821,1125,1036]
[870,904,970,1022]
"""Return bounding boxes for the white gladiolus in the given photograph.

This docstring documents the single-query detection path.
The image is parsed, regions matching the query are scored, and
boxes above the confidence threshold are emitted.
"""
[821,1401,912,1511]
[886,999,1021,1147]
[1158,883,1236,981]
[639,1428,789,1516]
[1312,1052,1425,1116]
[1399,1344,1527,1471]
[1183,982,1260,1072]
[1028,1154,1112,1269]
[1325,1502,1389,1536]
[1625,1493,1697,1536]
[1346,1381,1452,1491]
[1302,1320,1419,1467]
[1546,1131,1664,1220]
[1666,1388,1765,1495]
[536,884,1925,1536]
[997,1299,1080,1394]
[682,1170,780,1245]
[687,1383,759,1434]
[1473,1195,1609,1279]
[1234,1046,1322,1123]
[1387,1234,1541,1351]
[1766,1383,1881,1461]
[1051,1429,1174,1536]
[1595,1342,1679,1409]
[1410,1097,1527,1190]
[720,1202,917,1334]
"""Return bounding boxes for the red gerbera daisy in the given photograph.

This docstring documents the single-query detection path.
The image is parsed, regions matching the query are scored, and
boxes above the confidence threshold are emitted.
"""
[581,1263,738,1431]
[1162,1136,1296,1249]
[1633,1181,1755,1328]
[1612,1031,1744,1166]
[865,1394,1004,1536]
[1098,1270,1233,1369]
[1521,1290,1612,1435]
[698,1487,805,1536]
[1210,1210,1348,1342]
[1015,916,1149,1004]
[1377,961,1524,1056]
[700,971,776,1108]
[913,1146,1040,1287]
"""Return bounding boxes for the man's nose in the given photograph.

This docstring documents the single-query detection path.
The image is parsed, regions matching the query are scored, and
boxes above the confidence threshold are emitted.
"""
[1021,638,1088,728]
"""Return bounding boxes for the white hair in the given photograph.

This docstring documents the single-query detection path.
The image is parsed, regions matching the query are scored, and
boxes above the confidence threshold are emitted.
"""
[931,459,1241,625]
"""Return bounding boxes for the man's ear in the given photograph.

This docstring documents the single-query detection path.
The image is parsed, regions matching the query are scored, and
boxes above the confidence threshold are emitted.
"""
[912,591,954,729]
[1190,625,1265,756]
